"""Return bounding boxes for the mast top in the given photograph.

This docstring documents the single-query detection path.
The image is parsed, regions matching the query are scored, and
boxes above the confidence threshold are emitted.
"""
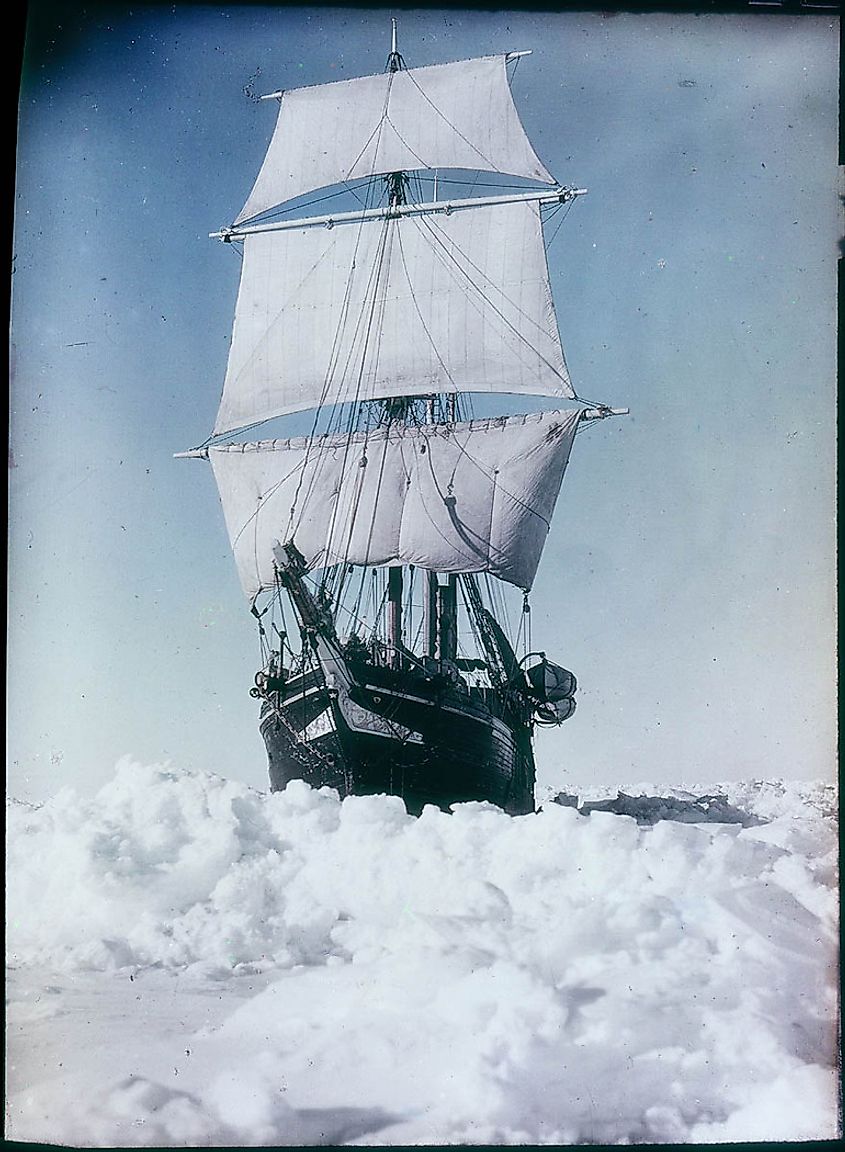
[387,16,404,73]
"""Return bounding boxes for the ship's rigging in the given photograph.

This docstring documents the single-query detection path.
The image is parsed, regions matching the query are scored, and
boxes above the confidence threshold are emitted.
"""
[178,25,627,811]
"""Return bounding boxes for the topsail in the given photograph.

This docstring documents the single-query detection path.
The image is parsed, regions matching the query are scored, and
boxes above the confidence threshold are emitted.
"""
[215,198,573,435]
[236,55,555,224]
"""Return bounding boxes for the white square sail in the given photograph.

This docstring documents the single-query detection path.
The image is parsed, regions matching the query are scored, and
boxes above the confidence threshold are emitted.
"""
[236,55,555,224]
[209,408,582,600]
[214,199,573,435]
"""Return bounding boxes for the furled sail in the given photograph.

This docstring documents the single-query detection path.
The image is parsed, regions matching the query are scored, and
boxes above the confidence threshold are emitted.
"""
[209,408,582,600]
[214,199,572,435]
[235,55,555,224]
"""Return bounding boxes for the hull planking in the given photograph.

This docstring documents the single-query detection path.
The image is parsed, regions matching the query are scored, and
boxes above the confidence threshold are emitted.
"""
[258,657,536,816]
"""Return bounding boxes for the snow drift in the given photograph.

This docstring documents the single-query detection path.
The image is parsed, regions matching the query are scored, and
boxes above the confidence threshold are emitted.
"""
[6,759,840,1145]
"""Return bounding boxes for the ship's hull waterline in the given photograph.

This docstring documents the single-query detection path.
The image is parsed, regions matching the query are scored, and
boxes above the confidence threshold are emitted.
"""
[258,662,536,816]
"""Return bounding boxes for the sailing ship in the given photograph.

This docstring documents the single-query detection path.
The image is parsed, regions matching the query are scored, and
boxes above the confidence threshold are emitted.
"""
[179,26,625,815]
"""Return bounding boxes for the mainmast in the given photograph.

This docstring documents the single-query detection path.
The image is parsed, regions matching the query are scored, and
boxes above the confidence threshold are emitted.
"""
[377,22,467,675]
[386,17,405,74]
[385,20,409,667]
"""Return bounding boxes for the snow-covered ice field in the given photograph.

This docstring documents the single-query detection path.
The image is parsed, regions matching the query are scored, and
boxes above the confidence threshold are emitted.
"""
[6,759,840,1145]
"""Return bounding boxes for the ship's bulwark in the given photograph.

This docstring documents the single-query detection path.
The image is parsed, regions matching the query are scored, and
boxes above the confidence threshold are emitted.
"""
[259,662,536,816]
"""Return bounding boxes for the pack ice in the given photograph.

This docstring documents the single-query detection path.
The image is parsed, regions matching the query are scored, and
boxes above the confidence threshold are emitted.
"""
[6,759,840,1146]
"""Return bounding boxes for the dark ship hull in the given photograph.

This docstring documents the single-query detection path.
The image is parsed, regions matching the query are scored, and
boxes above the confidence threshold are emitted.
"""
[257,656,536,816]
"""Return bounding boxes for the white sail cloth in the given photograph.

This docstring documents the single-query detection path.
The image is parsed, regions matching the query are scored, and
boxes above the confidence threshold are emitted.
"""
[214,200,572,435]
[209,408,582,600]
[235,55,555,224]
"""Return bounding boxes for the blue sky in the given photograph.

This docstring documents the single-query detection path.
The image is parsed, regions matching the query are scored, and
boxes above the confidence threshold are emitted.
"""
[9,4,839,801]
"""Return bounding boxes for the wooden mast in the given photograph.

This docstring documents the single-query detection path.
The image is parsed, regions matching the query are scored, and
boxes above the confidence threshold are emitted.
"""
[424,573,438,658]
[386,20,405,669]
[387,567,403,668]
[438,576,458,665]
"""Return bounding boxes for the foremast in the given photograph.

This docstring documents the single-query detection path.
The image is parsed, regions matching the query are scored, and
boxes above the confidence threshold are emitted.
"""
[380,37,416,672]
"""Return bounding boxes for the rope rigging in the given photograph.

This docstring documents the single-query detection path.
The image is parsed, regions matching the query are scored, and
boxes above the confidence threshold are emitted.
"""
[218,34,593,691]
